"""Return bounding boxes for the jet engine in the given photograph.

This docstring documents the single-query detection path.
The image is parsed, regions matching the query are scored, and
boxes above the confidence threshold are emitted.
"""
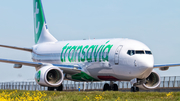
[35,65,64,87]
[136,70,161,89]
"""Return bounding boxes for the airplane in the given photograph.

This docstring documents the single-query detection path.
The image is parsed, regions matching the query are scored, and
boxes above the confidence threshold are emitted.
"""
[0,0,179,92]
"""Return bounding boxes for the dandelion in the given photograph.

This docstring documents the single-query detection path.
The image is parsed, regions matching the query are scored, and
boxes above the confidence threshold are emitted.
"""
[83,96,90,100]
[94,94,104,101]
[0,90,51,101]
[166,92,173,98]
[115,97,120,101]
[53,92,56,96]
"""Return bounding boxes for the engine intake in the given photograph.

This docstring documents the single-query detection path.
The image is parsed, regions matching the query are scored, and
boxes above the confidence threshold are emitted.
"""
[47,69,61,84]
[136,70,160,89]
[35,65,64,87]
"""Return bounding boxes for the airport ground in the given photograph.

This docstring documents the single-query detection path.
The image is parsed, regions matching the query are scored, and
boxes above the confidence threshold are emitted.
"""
[0,90,180,101]
[0,76,180,100]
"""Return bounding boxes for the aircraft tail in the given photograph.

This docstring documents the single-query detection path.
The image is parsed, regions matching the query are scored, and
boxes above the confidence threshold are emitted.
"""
[33,0,57,44]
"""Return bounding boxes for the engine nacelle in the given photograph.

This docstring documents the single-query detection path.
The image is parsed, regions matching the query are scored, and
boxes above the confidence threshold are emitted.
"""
[159,66,169,71]
[14,64,22,68]
[35,65,64,87]
[136,70,161,89]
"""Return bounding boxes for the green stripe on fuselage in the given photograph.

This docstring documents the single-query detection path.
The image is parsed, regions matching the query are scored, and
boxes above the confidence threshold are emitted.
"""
[72,72,99,81]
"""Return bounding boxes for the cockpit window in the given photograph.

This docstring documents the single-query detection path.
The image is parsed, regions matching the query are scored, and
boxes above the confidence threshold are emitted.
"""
[127,50,152,56]
[127,50,135,56]
[145,50,152,54]
[135,50,144,54]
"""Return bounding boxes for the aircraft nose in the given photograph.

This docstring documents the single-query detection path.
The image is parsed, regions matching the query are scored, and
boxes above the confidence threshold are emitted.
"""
[136,55,154,78]
[138,55,154,70]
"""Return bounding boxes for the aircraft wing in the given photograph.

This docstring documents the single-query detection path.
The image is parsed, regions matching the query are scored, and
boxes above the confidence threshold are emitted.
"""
[0,58,82,74]
[154,63,180,68]
[0,44,32,52]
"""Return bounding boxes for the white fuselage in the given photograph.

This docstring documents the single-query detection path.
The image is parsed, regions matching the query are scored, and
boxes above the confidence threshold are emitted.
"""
[32,38,154,81]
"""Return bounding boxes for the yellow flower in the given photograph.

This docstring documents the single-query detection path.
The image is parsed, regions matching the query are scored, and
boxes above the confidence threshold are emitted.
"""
[166,92,173,97]
[83,96,90,100]
[115,97,120,101]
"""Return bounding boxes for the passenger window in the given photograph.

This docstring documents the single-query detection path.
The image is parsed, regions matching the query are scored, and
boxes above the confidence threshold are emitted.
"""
[135,50,144,54]
[145,51,152,55]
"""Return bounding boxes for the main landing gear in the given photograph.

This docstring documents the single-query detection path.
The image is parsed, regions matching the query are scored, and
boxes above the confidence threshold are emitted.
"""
[103,81,118,91]
[131,86,139,92]
[48,84,63,91]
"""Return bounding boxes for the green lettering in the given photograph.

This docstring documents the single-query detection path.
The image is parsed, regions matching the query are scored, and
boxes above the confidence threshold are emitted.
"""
[76,46,83,62]
[68,46,77,62]
[99,45,105,62]
[61,43,69,62]
[86,45,95,62]
[102,44,113,61]
[94,45,103,62]
[81,45,89,62]
[64,46,72,62]
[106,40,110,44]
[61,40,113,63]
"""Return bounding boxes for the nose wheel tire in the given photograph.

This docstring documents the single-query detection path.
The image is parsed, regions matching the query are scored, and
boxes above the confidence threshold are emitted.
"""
[131,86,139,92]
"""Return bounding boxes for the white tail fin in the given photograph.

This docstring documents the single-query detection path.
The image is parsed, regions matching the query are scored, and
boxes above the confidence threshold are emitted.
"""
[33,0,57,44]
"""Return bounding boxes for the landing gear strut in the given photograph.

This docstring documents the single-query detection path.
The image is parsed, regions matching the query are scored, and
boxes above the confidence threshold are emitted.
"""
[103,81,118,91]
[131,86,139,92]
[48,84,63,91]
[56,84,63,91]
[48,87,54,91]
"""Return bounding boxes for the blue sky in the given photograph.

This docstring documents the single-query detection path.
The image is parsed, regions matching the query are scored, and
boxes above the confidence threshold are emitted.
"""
[0,0,180,82]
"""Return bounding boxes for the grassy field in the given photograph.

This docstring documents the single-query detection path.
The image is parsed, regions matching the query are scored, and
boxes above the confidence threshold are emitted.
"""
[0,90,180,101]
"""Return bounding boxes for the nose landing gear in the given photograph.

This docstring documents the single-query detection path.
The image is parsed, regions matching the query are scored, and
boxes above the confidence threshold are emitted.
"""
[130,78,140,92]
[131,86,139,92]
[103,81,118,91]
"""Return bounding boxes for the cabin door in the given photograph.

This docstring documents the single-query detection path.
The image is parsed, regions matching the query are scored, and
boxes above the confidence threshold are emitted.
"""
[114,45,123,65]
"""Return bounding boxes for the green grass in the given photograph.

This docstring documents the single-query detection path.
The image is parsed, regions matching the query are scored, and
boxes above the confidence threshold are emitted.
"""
[0,90,180,101]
